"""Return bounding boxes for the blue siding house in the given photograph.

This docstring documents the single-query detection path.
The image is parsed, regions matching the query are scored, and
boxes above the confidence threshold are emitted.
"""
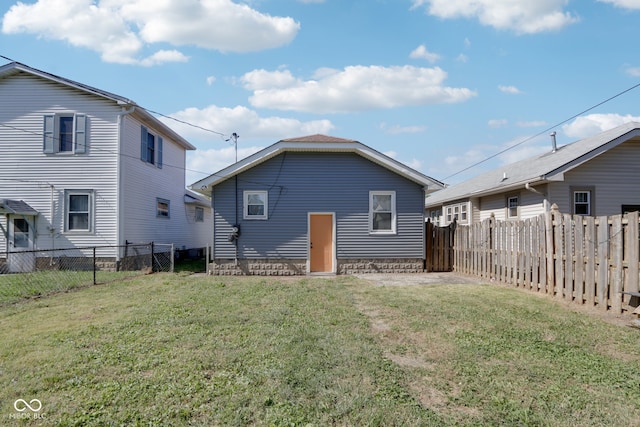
[191,135,444,275]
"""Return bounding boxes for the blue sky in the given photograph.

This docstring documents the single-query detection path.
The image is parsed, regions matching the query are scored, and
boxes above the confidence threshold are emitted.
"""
[3,0,640,186]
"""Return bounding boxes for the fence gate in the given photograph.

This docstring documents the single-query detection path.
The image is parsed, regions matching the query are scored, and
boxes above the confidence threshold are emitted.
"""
[425,220,454,272]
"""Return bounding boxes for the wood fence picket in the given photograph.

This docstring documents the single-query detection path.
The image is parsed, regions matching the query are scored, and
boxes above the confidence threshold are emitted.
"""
[452,205,640,315]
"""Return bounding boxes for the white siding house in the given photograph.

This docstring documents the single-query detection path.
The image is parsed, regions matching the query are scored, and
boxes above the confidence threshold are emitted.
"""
[426,122,640,224]
[0,62,211,263]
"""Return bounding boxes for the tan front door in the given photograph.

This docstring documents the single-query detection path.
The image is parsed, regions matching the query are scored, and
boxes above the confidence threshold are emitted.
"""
[309,214,334,273]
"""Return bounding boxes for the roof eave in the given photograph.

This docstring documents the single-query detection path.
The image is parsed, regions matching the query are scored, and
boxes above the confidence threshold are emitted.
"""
[426,177,550,207]
[0,62,196,151]
[190,141,445,194]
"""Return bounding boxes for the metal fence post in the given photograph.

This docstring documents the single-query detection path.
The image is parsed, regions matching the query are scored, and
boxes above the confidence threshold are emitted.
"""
[93,246,97,285]
[151,242,155,272]
[170,243,175,273]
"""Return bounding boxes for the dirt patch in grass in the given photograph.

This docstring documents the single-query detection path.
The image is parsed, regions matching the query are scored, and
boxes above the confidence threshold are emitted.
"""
[354,272,483,287]
[351,275,640,426]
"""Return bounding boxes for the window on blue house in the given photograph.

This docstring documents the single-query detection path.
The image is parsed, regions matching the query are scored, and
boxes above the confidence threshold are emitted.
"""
[369,191,396,234]
[244,191,268,220]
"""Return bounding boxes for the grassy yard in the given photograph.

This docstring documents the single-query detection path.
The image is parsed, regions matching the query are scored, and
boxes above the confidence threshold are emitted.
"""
[0,274,639,426]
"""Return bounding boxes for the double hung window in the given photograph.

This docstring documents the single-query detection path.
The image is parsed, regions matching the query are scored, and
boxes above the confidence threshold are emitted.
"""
[43,114,87,154]
[573,191,591,215]
[141,126,163,168]
[65,190,93,232]
[370,191,396,234]
[244,191,268,220]
[507,196,519,218]
[157,198,170,218]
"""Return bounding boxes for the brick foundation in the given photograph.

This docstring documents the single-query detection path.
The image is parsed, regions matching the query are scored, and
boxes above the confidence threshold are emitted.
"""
[209,258,425,275]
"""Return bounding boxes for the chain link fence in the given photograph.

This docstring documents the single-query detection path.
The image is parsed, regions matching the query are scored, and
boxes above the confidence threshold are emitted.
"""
[0,243,174,305]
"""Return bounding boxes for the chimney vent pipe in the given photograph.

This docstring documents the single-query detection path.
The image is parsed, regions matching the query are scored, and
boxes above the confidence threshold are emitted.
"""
[550,131,557,153]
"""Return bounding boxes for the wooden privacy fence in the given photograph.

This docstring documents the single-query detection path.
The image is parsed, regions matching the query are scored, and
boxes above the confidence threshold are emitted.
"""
[454,205,640,315]
[425,219,454,272]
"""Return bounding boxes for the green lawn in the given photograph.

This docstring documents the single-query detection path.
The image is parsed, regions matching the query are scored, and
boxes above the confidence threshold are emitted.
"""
[0,274,639,426]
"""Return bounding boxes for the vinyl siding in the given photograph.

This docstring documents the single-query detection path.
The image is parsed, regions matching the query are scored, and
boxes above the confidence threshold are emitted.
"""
[212,152,425,259]
[478,191,545,221]
[548,140,640,216]
[120,115,198,249]
[0,71,205,258]
[0,73,119,256]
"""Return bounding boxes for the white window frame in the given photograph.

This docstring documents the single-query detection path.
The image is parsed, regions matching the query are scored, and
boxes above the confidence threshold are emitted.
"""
[43,113,87,155]
[428,209,441,226]
[195,206,204,222]
[64,190,93,233]
[443,202,469,225]
[244,191,268,220]
[156,198,170,218]
[573,190,591,216]
[507,195,519,219]
[369,191,396,234]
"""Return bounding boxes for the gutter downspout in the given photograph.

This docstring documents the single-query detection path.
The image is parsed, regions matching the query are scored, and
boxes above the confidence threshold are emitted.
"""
[116,106,135,262]
[422,186,429,268]
[525,182,550,212]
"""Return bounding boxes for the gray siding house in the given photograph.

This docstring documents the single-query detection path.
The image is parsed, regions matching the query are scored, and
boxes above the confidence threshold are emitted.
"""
[426,122,640,225]
[192,135,445,275]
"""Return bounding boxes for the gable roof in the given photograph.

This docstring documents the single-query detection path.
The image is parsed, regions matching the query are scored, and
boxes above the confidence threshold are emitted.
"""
[0,61,195,150]
[191,134,445,194]
[426,121,640,206]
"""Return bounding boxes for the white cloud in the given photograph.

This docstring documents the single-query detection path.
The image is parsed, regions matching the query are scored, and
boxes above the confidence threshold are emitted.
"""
[206,75,216,86]
[409,45,441,63]
[241,65,477,113]
[497,142,550,165]
[411,0,579,34]
[379,122,427,134]
[624,66,640,77]
[498,85,522,94]
[562,113,640,138]
[2,0,300,65]
[186,145,264,186]
[383,151,423,171]
[516,120,547,128]
[139,49,189,66]
[488,119,508,128]
[159,104,334,142]
[444,148,489,172]
[597,0,640,9]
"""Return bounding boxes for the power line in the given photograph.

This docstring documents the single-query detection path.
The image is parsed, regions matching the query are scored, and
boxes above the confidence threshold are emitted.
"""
[0,54,232,141]
[443,81,640,181]
[0,122,215,179]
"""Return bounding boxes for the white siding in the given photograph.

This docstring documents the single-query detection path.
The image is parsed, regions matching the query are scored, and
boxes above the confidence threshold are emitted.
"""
[120,115,201,249]
[0,73,119,256]
[478,191,545,221]
[182,204,213,249]
[0,70,205,257]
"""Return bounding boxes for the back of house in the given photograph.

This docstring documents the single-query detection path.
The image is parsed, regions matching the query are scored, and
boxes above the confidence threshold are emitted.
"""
[0,62,209,272]
[193,135,444,275]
